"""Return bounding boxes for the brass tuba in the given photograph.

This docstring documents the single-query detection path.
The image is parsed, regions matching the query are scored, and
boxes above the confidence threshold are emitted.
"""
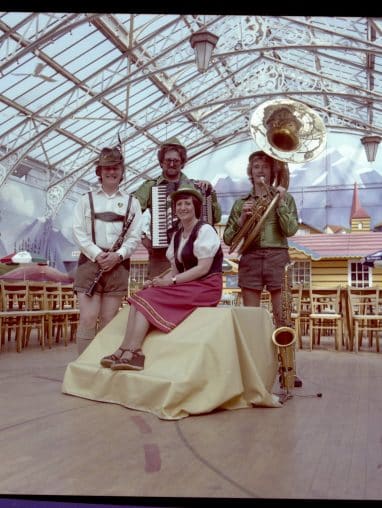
[229,99,326,255]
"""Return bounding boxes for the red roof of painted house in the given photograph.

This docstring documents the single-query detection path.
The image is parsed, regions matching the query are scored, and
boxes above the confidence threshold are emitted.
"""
[131,232,382,263]
[289,232,382,260]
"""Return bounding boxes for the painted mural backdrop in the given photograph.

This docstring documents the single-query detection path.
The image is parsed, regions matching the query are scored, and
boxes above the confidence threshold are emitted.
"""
[0,132,381,271]
[0,178,77,272]
[187,131,382,229]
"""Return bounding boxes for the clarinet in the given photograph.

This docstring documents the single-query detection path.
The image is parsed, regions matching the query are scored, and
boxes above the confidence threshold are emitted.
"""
[85,213,135,297]
[85,267,106,297]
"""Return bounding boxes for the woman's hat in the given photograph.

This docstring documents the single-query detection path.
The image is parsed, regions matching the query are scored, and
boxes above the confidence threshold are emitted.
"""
[170,186,203,203]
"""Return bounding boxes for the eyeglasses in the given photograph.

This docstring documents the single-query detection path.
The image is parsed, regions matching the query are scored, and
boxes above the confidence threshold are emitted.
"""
[163,158,182,166]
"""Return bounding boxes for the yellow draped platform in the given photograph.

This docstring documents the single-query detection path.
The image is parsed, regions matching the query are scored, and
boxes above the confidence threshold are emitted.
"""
[62,306,281,420]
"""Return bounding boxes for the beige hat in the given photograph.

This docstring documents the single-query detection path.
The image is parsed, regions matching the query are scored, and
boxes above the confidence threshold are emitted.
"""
[96,147,124,167]
[160,136,184,148]
[95,146,124,178]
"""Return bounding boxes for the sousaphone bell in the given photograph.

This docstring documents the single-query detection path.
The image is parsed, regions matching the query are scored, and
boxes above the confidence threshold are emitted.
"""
[229,99,326,255]
[249,98,327,164]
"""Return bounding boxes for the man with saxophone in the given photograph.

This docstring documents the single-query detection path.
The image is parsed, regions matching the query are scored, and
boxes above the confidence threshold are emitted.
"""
[72,145,142,355]
[134,137,221,278]
[223,150,302,386]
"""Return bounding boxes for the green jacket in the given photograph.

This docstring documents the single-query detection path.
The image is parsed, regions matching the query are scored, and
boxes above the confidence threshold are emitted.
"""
[223,190,298,249]
[133,172,221,224]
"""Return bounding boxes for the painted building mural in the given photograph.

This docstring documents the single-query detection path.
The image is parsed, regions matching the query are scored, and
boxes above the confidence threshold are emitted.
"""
[0,178,78,273]
[187,132,382,230]
[1,132,381,272]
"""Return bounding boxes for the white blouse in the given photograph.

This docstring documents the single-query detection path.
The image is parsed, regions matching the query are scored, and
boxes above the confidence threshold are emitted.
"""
[166,223,221,264]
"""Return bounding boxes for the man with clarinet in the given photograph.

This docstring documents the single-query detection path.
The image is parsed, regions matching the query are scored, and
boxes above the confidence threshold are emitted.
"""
[72,144,142,355]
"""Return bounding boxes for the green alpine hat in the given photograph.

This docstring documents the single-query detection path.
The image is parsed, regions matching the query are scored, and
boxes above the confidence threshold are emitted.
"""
[170,186,203,203]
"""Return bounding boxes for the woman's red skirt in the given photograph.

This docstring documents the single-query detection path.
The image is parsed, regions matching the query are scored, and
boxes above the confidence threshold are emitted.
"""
[127,273,222,333]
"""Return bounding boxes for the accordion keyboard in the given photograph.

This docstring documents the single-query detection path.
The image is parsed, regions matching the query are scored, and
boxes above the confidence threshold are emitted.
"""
[151,185,169,248]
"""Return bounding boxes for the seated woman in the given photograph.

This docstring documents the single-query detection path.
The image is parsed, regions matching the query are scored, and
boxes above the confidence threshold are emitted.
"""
[100,186,223,371]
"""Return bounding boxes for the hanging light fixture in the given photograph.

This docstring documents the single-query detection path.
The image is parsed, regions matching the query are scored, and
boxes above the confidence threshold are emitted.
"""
[189,30,219,73]
[361,135,381,162]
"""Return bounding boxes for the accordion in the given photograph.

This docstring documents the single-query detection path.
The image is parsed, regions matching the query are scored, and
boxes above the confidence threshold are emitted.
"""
[151,182,213,248]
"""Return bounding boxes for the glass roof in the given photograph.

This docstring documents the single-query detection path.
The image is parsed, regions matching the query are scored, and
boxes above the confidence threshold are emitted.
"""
[1,13,382,217]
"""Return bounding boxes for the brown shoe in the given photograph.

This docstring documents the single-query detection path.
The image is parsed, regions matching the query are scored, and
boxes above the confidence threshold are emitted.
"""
[111,348,145,371]
[100,347,129,368]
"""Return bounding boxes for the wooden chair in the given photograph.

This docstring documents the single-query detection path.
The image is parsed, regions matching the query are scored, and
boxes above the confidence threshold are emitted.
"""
[346,286,382,352]
[23,281,47,349]
[309,287,343,351]
[298,289,311,341]
[44,282,65,345]
[44,282,79,346]
[220,290,242,307]
[0,280,29,352]
[60,283,79,345]
[260,289,272,314]
[290,285,303,348]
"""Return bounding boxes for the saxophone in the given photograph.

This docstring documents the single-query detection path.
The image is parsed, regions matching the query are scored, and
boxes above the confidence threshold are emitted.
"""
[271,262,297,394]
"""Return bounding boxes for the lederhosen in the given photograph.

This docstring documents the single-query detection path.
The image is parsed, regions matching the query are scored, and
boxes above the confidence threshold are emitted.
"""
[77,192,132,270]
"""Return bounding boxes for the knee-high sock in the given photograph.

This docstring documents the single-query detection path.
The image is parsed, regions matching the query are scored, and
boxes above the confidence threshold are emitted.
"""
[76,326,96,355]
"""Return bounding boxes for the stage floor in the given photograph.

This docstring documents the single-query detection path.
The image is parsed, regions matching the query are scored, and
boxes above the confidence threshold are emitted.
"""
[1,334,382,501]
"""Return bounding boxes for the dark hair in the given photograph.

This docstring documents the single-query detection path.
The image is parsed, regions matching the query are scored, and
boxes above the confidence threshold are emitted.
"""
[158,144,187,167]
[173,193,202,219]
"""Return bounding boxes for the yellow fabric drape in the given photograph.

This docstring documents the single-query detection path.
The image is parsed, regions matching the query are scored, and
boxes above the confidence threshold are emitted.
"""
[62,306,281,420]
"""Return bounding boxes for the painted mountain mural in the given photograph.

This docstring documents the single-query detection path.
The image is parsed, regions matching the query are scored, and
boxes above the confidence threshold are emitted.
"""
[14,217,76,273]
[213,146,382,230]
[1,132,382,271]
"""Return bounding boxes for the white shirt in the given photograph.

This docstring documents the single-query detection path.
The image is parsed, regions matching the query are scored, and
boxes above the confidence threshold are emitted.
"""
[166,223,221,264]
[141,208,152,238]
[72,187,142,262]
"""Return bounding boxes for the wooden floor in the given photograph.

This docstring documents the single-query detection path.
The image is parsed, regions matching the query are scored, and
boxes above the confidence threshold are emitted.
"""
[1,333,382,503]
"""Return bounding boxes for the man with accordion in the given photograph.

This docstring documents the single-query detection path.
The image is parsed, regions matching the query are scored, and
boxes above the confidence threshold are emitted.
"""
[134,137,221,278]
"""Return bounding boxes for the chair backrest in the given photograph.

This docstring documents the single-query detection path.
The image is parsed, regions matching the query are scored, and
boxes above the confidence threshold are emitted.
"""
[347,286,380,317]
[290,285,302,318]
[1,280,29,311]
[44,282,62,310]
[309,286,341,315]
[27,281,46,311]
[60,283,78,309]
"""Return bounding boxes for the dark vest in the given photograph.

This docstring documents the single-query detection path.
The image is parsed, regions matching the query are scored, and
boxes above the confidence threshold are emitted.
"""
[173,221,223,276]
